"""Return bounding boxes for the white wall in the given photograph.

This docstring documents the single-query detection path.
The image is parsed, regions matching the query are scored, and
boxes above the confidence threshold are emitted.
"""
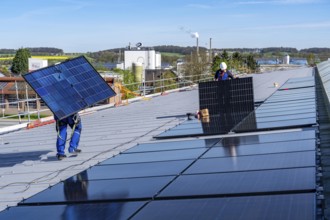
[124,50,161,70]
[155,52,161,69]
[28,58,48,71]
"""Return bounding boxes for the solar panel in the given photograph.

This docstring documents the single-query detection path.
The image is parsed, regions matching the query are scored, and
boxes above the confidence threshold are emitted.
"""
[155,78,255,139]
[255,108,315,117]
[124,139,219,153]
[22,175,174,204]
[199,78,254,115]
[231,78,317,132]
[133,194,315,220]
[185,151,315,174]
[100,148,206,165]
[23,56,116,120]
[279,78,315,90]
[203,139,316,158]
[217,128,316,146]
[85,160,194,180]
[158,167,315,198]
[0,202,145,220]
[234,115,316,132]
[155,111,256,139]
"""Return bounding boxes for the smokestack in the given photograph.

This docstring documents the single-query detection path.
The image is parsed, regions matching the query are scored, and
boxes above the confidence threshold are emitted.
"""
[191,32,199,56]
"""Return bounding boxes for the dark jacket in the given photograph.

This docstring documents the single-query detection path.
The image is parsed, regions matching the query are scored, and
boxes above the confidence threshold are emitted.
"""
[214,69,234,81]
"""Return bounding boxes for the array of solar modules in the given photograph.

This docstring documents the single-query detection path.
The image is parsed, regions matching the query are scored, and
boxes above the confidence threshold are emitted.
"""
[316,61,330,217]
[156,78,255,138]
[155,76,316,139]
[317,60,330,105]
[0,76,319,219]
[234,76,316,132]
[0,130,317,219]
[199,78,254,115]
[23,56,116,120]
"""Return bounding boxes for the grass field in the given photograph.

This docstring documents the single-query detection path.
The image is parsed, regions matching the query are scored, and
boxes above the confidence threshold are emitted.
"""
[0,55,70,61]
[161,52,184,57]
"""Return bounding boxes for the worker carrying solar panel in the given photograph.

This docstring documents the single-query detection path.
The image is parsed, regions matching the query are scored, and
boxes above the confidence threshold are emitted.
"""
[214,62,235,81]
[55,113,82,160]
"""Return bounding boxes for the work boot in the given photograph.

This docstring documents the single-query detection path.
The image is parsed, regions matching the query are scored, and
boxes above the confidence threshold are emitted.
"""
[74,149,82,153]
[69,148,82,155]
[57,154,67,160]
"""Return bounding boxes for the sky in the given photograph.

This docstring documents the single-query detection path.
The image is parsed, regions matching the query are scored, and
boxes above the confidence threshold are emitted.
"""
[1,0,330,53]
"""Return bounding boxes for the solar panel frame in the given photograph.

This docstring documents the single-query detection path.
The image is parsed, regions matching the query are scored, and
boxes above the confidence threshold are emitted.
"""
[23,56,116,120]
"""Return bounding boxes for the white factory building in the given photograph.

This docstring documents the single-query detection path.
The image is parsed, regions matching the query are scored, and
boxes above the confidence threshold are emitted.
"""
[124,49,161,70]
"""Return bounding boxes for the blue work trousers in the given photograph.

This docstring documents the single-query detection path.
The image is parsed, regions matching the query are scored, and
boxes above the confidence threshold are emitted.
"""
[56,116,82,155]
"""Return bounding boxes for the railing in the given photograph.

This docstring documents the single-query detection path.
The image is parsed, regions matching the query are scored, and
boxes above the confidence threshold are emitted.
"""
[123,73,213,96]
[0,73,213,126]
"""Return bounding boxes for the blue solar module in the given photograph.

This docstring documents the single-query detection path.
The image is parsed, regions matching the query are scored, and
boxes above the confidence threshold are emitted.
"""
[154,112,255,139]
[84,160,194,180]
[232,79,317,132]
[124,139,219,153]
[133,194,315,220]
[22,175,174,204]
[23,56,116,119]
[0,202,145,220]
[158,167,315,198]
[100,148,207,165]
[185,151,315,174]
[204,139,316,158]
[279,76,315,90]
[217,128,316,146]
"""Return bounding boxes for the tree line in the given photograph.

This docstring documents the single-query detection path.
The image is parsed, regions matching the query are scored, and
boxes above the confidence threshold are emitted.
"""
[2,46,330,61]
[3,46,330,77]
[0,47,63,55]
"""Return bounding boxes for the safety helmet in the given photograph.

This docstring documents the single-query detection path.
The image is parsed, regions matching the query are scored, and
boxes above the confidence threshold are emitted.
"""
[220,62,227,71]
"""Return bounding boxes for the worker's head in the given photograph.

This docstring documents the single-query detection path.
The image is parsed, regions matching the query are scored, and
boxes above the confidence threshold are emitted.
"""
[220,62,227,71]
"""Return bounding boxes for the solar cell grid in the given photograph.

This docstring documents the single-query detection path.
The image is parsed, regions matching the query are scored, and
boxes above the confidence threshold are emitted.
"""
[23,56,116,119]
[234,115,316,132]
[205,139,316,158]
[22,175,175,204]
[199,78,254,115]
[255,108,315,117]
[158,167,315,198]
[279,81,315,90]
[0,202,146,220]
[256,104,316,113]
[185,151,315,174]
[124,139,219,153]
[133,194,315,220]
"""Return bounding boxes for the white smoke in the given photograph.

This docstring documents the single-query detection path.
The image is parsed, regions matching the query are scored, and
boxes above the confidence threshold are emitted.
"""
[179,26,199,38]
[191,32,199,38]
